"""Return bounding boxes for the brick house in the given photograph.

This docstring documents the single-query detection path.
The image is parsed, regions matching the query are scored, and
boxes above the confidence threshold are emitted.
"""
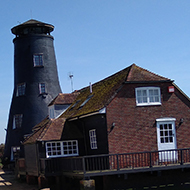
[21,64,190,189]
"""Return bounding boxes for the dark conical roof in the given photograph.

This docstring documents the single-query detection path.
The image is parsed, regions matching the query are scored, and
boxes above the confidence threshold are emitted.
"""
[11,19,54,35]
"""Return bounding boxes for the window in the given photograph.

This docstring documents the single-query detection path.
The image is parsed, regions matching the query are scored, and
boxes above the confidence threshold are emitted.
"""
[89,129,97,149]
[33,54,43,67]
[11,146,20,160]
[159,123,173,143]
[39,83,46,94]
[79,95,93,109]
[49,106,55,119]
[70,100,81,110]
[46,140,78,158]
[135,87,161,106]
[13,114,23,129]
[16,83,26,96]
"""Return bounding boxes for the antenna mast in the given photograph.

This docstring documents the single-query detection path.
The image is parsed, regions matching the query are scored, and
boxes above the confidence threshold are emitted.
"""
[69,73,74,92]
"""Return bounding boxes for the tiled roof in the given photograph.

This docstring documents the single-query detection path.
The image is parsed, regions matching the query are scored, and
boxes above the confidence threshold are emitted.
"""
[61,64,171,119]
[23,117,65,144]
[127,64,169,82]
[48,92,79,106]
[24,64,172,144]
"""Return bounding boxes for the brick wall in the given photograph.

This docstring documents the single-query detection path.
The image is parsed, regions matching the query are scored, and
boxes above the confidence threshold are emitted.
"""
[107,82,190,154]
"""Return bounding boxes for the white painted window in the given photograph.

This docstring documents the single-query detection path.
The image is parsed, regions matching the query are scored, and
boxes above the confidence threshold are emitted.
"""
[89,129,97,149]
[33,54,43,67]
[39,83,46,94]
[16,83,26,96]
[46,140,78,158]
[49,106,55,119]
[13,114,23,129]
[11,146,20,160]
[135,87,161,106]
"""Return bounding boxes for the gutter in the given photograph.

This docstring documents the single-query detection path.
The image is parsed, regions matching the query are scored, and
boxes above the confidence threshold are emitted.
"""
[124,80,173,84]
[68,107,106,121]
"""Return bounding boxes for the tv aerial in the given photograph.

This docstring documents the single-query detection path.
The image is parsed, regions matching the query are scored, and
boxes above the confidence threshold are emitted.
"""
[68,72,74,92]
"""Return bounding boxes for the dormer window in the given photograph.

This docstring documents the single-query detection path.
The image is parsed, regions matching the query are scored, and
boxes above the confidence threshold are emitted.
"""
[33,54,43,67]
[135,87,161,106]
[16,83,26,96]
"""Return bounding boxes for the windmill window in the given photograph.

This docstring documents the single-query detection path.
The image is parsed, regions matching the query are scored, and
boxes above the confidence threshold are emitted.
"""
[13,114,23,129]
[39,83,46,94]
[11,146,20,161]
[135,87,161,106]
[16,83,26,96]
[33,54,43,67]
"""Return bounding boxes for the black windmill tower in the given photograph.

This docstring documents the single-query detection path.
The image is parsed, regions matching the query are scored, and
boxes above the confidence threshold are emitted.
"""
[4,19,62,161]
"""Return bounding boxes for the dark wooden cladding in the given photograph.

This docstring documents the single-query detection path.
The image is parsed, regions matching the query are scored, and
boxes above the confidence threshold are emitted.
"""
[24,144,39,176]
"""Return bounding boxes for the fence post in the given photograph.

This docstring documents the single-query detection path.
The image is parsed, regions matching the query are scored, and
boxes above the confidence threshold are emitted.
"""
[82,157,86,175]
[117,154,120,171]
[180,149,183,165]
[149,152,152,168]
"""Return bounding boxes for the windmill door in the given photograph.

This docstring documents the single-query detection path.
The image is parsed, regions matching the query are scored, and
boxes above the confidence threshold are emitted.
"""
[156,118,177,161]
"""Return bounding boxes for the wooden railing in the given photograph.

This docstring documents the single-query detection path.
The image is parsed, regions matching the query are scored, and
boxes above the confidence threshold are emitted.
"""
[19,148,190,177]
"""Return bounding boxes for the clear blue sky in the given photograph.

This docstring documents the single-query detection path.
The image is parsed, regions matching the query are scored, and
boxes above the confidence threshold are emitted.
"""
[1,0,190,143]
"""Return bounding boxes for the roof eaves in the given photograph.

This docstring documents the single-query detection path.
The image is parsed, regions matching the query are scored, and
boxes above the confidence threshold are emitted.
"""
[124,80,173,84]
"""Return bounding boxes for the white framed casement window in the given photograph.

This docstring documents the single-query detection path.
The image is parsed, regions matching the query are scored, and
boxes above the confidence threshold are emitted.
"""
[33,54,43,67]
[46,140,78,158]
[39,83,46,94]
[13,114,23,129]
[16,83,26,96]
[135,87,161,106]
[89,129,97,149]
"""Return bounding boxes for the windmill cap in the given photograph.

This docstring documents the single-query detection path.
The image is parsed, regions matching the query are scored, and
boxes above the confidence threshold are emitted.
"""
[11,19,54,35]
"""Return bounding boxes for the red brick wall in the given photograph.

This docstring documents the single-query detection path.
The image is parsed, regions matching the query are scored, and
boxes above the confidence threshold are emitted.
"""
[106,82,190,154]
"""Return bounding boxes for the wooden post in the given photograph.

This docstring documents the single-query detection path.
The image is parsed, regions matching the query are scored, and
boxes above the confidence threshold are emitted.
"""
[80,179,95,190]
[38,175,48,189]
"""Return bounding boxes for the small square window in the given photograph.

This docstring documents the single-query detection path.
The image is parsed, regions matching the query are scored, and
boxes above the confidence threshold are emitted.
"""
[33,54,43,67]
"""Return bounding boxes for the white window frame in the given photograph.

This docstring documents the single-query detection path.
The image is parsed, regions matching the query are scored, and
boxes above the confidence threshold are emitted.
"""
[135,87,161,106]
[16,83,26,96]
[49,105,55,119]
[11,146,20,161]
[33,54,43,67]
[39,83,46,94]
[13,114,23,129]
[89,129,97,149]
[46,140,78,158]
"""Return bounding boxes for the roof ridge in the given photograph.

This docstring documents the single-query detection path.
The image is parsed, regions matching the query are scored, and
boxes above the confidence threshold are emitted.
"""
[126,64,170,82]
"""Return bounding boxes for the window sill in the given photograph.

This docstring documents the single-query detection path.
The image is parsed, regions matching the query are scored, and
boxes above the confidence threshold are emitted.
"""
[136,103,161,107]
